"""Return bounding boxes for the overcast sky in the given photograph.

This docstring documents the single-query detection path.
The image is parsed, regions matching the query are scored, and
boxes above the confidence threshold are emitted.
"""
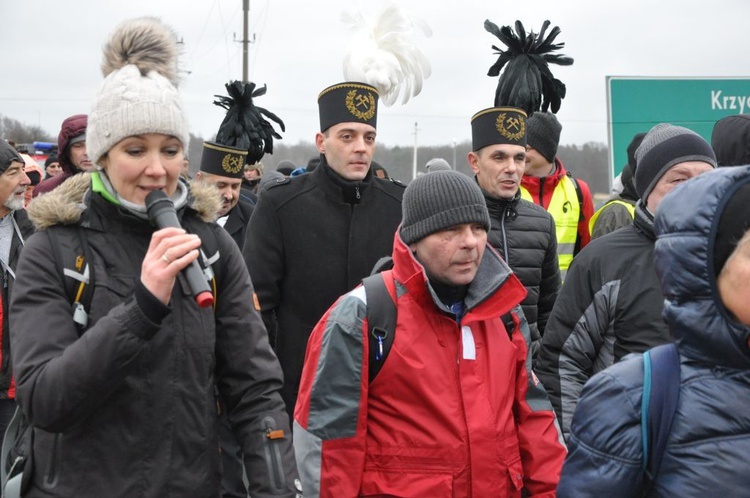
[3,0,748,149]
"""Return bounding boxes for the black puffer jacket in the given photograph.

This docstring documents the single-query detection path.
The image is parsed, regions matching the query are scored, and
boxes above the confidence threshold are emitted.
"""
[483,189,560,353]
[12,174,298,498]
[536,203,669,438]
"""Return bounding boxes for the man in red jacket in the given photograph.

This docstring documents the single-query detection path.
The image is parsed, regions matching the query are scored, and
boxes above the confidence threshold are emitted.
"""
[521,112,594,281]
[294,171,566,497]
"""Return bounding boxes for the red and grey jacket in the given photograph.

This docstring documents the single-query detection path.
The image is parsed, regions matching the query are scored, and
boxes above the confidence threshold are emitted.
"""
[294,231,567,497]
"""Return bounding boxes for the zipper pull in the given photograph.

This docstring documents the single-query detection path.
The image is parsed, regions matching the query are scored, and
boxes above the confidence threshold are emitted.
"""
[355,185,361,200]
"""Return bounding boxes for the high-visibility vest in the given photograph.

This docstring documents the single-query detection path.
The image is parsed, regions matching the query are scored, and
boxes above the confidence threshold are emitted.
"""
[521,177,580,281]
[588,199,636,234]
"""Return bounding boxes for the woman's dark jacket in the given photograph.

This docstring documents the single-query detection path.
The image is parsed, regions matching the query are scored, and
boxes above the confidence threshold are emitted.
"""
[11,174,298,498]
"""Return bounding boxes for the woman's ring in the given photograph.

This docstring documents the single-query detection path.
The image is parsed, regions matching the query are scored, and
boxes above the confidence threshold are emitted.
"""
[162,253,171,264]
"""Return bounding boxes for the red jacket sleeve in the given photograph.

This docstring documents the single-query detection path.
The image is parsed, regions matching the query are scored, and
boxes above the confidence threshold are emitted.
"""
[293,290,370,497]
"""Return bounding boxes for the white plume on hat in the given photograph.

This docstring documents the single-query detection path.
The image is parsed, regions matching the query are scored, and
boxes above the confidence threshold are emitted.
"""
[342,2,432,107]
[87,17,190,166]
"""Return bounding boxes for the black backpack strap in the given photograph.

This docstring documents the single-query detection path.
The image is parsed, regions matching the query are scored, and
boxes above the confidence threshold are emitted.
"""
[641,343,681,490]
[48,226,95,332]
[501,312,515,340]
[363,273,397,384]
[566,173,584,222]
[188,221,220,312]
[369,256,394,276]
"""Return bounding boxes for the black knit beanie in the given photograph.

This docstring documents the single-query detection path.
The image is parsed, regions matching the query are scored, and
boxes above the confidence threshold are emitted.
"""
[45,154,59,168]
[635,124,717,202]
[526,112,562,162]
[0,140,23,174]
[714,182,750,275]
[400,171,491,245]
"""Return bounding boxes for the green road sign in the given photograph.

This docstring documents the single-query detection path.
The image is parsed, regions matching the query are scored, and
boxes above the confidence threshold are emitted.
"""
[606,76,750,180]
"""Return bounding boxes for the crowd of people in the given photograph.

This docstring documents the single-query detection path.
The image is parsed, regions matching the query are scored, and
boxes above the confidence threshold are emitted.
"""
[1,14,749,498]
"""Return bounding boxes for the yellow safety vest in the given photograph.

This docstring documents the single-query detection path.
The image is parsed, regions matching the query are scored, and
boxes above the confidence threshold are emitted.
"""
[588,199,636,234]
[521,177,580,281]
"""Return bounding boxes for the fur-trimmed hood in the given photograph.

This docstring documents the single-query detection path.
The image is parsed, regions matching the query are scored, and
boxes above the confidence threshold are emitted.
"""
[26,172,221,230]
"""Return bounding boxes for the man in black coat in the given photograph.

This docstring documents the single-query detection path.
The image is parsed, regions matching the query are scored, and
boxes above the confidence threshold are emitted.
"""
[0,139,35,436]
[468,107,560,360]
[243,82,405,420]
[197,143,254,252]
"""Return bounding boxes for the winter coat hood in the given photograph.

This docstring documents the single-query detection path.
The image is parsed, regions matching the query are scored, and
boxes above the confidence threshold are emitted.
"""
[654,165,750,369]
[712,114,750,167]
[57,114,88,175]
[619,159,638,202]
[26,172,221,230]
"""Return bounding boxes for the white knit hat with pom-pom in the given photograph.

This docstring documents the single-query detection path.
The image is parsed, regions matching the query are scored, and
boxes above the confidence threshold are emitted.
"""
[87,17,190,166]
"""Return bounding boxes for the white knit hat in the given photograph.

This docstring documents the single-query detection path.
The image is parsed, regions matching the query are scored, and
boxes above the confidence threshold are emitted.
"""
[87,17,190,166]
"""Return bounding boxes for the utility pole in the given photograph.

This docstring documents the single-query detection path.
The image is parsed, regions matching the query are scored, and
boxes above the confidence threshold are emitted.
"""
[412,122,419,181]
[242,0,249,83]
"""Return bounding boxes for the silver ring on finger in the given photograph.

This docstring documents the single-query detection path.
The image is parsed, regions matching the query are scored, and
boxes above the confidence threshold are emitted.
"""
[161,253,171,264]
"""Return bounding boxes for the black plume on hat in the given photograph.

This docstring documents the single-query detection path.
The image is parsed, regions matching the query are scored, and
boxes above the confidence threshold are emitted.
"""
[484,20,573,115]
[213,81,285,165]
[400,171,490,245]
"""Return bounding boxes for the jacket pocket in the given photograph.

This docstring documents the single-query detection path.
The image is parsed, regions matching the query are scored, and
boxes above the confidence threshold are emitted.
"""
[261,416,286,493]
[41,433,61,490]
[506,455,524,495]
[89,274,135,324]
[360,469,453,497]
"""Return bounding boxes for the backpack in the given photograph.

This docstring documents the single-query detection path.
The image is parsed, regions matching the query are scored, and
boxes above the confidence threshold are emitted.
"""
[640,343,681,495]
[362,265,516,384]
[1,223,221,498]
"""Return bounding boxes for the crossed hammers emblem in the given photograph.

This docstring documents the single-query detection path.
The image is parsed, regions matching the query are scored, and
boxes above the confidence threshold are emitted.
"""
[506,117,521,132]
[355,94,370,110]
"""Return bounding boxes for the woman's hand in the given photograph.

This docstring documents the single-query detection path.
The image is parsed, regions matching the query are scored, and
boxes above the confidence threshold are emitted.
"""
[141,227,202,305]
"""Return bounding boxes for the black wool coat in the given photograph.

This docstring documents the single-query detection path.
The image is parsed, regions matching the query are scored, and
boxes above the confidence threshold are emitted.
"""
[222,197,254,251]
[244,161,404,418]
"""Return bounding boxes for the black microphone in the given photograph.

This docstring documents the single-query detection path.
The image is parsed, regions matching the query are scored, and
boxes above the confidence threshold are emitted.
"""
[145,190,214,308]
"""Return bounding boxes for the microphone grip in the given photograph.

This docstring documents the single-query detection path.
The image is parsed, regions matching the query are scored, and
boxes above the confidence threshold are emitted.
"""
[146,191,214,308]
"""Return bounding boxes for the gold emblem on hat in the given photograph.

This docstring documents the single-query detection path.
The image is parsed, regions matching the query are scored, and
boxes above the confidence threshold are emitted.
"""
[345,90,376,121]
[222,153,244,175]
[496,113,525,142]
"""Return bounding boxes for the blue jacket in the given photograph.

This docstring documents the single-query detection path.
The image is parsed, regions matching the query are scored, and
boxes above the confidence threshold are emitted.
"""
[558,165,750,498]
